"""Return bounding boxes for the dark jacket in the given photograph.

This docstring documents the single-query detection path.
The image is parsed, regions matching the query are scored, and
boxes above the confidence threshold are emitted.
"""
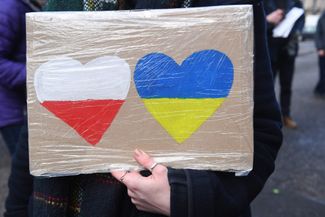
[168,1,282,217]
[14,1,281,217]
[264,0,305,35]
[0,0,37,128]
[315,12,325,50]
[264,0,295,14]
[265,0,305,60]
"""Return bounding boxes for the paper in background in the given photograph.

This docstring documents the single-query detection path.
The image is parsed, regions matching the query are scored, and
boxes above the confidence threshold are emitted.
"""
[273,7,304,38]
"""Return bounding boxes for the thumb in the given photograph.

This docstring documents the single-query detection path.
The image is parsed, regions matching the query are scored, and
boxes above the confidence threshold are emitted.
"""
[134,149,156,171]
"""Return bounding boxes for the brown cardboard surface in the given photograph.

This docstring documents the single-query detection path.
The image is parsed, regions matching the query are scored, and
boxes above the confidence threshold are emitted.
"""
[27,5,254,176]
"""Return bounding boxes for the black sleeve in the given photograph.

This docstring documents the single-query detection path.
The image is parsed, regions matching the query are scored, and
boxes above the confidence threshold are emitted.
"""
[168,1,283,217]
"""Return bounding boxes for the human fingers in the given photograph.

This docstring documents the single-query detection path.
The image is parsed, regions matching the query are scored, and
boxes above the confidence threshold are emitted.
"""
[276,9,284,15]
[111,170,144,186]
[133,149,166,175]
[267,11,282,25]
[111,170,128,182]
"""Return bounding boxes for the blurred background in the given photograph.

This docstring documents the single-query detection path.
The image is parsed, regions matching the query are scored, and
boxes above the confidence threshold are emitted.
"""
[303,0,325,13]
[1,0,325,216]
[302,0,325,38]
[255,0,325,215]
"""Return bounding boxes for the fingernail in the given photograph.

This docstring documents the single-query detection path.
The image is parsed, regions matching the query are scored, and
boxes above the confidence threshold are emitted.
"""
[134,149,141,157]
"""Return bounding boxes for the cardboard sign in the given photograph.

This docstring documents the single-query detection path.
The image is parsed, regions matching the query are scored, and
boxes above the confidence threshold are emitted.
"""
[27,5,254,176]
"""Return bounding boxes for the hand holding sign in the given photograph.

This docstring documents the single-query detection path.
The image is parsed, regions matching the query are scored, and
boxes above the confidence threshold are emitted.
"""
[112,149,170,216]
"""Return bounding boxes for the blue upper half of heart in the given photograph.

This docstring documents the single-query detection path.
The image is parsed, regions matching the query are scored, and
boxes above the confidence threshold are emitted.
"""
[134,50,234,99]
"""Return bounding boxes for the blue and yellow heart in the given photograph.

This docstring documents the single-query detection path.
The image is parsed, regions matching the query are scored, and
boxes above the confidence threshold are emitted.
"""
[134,50,234,143]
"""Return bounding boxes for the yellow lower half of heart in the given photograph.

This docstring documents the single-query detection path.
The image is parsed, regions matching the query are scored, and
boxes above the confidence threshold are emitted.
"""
[143,98,225,143]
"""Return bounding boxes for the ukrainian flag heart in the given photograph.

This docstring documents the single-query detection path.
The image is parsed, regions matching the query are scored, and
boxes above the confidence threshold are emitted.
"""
[134,50,234,143]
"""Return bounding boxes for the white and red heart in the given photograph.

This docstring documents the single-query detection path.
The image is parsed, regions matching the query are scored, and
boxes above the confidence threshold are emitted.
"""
[34,56,131,145]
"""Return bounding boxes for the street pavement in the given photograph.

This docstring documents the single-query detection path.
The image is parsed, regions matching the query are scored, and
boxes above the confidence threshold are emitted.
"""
[252,40,325,216]
[0,40,324,216]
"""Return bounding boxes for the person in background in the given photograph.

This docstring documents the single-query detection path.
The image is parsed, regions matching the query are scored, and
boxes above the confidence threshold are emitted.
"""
[2,0,44,216]
[265,0,305,129]
[0,0,40,156]
[315,11,325,99]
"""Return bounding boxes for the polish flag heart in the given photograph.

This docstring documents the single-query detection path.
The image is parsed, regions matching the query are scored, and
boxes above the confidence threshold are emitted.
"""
[34,56,131,145]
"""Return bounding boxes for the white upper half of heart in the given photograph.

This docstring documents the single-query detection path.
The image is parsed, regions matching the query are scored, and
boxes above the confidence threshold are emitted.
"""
[34,56,131,102]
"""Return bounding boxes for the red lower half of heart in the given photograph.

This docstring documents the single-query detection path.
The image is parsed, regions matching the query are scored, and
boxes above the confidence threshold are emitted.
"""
[41,99,124,145]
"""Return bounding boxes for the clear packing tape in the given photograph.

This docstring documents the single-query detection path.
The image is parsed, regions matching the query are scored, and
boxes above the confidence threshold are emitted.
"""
[26,5,254,177]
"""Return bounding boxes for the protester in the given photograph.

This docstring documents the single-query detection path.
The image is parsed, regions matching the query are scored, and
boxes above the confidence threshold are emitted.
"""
[18,1,283,217]
[315,11,325,99]
[264,0,305,129]
[0,0,41,155]
[2,0,43,216]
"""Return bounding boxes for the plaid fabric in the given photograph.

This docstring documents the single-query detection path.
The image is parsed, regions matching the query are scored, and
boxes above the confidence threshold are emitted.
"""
[67,178,84,217]
[44,0,84,11]
[83,0,101,10]
[182,0,192,7]
[83,0,119,11]
[33,174,166,217]
[46,0,192,11]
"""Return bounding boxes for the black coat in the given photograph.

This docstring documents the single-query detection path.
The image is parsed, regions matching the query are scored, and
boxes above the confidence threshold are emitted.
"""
[5,1,282,217]
[168,1,282,217]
